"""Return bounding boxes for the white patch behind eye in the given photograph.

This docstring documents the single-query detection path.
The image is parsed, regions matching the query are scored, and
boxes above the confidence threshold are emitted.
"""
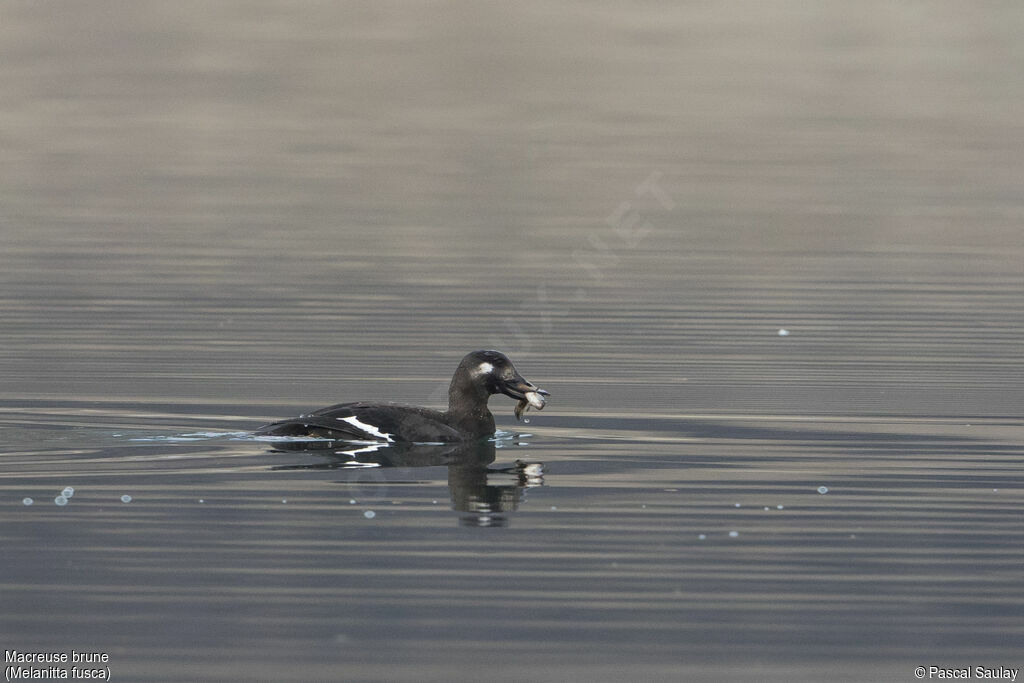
[337,415,393,442]
[474,362,495,376]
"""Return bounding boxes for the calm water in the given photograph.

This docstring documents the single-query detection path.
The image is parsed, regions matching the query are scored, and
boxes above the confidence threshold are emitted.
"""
[1,2,1022,682]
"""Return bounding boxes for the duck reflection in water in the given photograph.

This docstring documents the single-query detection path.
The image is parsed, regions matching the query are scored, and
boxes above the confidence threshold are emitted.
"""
[266,438,543,527]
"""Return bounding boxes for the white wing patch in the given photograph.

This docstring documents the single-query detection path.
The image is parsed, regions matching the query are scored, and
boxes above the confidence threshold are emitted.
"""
[337,415,394,442]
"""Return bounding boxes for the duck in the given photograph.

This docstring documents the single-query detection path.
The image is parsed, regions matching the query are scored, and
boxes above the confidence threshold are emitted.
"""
[254,350,549,443]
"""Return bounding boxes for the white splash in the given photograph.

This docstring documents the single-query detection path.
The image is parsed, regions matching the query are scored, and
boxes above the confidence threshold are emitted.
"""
[130,431,252,442]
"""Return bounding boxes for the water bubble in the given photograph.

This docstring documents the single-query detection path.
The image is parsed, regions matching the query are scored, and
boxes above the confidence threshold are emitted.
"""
[764,506,770,511]
[349,499,357,505]
[198,499,205,504]
[281,499,287,504]
[817,486,829,494]
[777,505,785,510]
[734,503,741,508]
[54,496,68,506]
[61,487,75,498]
[550,506,558,511]
[22,497,34,506]
[363,510,376,519]
[778,328,790,336]
[121,495,133,503]
[697,534,706,540]
[728,531,739,538]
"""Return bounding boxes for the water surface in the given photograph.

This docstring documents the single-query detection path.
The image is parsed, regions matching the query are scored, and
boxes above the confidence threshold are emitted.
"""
[1,2,1022,681]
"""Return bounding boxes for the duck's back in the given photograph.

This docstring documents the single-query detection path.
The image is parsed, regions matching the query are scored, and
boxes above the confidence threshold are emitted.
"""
[256,401,463,442]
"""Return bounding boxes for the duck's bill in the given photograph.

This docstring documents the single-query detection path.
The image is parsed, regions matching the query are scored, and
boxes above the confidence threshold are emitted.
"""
[498,374,550,420]
[499,376,540,401]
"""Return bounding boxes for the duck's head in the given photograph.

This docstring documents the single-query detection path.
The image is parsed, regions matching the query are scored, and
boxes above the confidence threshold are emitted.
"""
[457,350,549,416]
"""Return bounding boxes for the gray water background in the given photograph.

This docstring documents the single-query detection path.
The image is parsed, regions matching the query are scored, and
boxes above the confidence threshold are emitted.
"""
[1,2,1022,681]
